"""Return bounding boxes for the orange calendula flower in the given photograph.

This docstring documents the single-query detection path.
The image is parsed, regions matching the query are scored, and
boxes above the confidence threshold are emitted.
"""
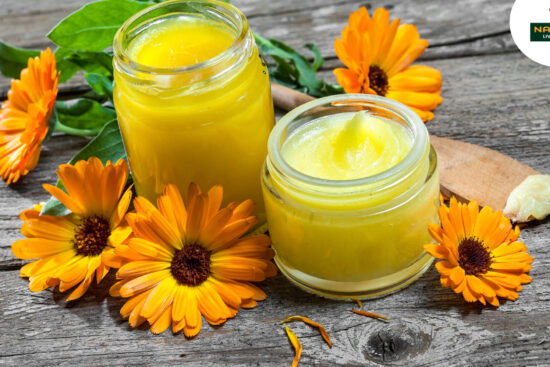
[424,197,533,307]
[0,48,59,184]
[109,183,277,337]
[334,7,442,122]
[11,157,132,301]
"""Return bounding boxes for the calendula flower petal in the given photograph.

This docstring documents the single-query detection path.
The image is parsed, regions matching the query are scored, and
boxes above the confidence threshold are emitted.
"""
[386,90,443,111]
[423,243,449,259]
[333,8,441,121]
[351,309,390,321]
[285,326,302,367]
[334,68,362,93]
[119,269,172,298]
[426,197,532,307]
[111,183,276,337]
[12,238,73,259]
[0,49,58,184]
[282,316,332,348]
[12,158,131,300]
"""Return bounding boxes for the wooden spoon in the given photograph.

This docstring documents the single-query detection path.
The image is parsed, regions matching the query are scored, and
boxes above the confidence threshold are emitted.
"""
[270,83,541,218]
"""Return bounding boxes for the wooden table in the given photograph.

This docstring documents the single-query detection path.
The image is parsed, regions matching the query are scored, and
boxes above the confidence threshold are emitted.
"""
[1,1,549,366]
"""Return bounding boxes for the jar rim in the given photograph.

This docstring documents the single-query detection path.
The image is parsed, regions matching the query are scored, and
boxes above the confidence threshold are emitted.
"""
[113,0,249,76]
[267,93,430,190]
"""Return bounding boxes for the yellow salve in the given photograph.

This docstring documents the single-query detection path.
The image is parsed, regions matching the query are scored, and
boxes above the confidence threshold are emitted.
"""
[282,112,412,180]
[127,19,234,68]
[114,4,274,222]
[262,98,439,299]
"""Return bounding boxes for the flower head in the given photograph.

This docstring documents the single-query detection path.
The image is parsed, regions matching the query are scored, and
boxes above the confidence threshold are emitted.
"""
[334,7,442,121]
[0,48,59,184]
[109,183,277,337]
[11,157,132,301]
[424,197,533,307]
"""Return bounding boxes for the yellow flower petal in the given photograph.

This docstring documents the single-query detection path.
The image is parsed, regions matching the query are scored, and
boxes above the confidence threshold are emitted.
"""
[12,238,73,260]
[423,243,448,259]
[350,309,390,321]
[119,269,171,298]
[118,260,170,279]
[141,277,176,319]
[386,90,443,111]
[285,326,302,367]
[283,315,332,347]
[127,237,174,261]
[111,183,275,338]
[426,197,532,308]
[0,48,58,184]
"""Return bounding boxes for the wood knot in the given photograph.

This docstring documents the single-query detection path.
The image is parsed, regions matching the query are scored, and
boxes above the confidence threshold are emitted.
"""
[363,322,431,363]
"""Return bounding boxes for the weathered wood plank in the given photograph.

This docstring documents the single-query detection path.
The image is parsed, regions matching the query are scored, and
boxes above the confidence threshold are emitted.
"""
[0,0,517,96]
[245,0,516,62]
[0,50,549,365]
[1,236,548,367]
[0,0,549,366]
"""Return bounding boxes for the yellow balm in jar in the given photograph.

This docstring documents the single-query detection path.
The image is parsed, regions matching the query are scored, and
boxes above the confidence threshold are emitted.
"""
[113,0,274,223]
[262,94,439,299]
[282,112,413,180]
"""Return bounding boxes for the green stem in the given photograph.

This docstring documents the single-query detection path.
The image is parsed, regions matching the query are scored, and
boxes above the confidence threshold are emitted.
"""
[54,123,98,137]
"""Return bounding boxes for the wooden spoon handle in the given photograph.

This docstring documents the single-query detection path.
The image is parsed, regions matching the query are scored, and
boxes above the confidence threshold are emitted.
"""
[270,83,540,218]
[271,83,315,110]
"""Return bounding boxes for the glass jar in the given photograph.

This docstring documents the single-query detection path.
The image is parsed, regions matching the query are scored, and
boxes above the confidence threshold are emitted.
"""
[113,0,274,223]
[262,94,439,299]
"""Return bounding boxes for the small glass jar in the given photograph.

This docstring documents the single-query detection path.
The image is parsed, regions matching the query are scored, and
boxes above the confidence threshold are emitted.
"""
[262,94,439,299]
[113,0,274,223]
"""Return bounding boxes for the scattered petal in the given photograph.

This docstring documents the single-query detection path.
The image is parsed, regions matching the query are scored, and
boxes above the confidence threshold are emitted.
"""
[285,326,302,367]
[351,309,390,321]
[282,315,332,348]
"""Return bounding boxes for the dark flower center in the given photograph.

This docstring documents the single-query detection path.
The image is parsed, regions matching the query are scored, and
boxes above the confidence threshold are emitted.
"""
[458,237,492,276]
[367,65,389,96]
[171,244,211,286]
[73,216,111,256]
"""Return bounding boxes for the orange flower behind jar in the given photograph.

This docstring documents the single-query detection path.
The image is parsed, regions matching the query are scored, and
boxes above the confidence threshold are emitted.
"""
[333,7,442,122]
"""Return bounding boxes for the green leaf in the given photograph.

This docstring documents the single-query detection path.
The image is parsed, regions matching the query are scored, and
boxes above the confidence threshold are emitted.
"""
[55,48,114,84]
[55,99,117,135]
[45,107,58,142]
[47,0,151,52]
[0,41,39,78]
[41,197,71,216]
[55,47,80,83]
[68,120,126,165]
[254,34,343,97]
[85,73,113,99]
[305,43,323,72]
[70,50,114,77]
[41,120,127,216]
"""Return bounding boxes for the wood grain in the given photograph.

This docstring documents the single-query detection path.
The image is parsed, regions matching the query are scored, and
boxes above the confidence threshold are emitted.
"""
[1,254,549,367]
[0,0,549,366]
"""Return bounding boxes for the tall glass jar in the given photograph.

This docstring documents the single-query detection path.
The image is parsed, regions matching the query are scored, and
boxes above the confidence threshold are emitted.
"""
[113,0,274,223]
[262,94,439,299]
